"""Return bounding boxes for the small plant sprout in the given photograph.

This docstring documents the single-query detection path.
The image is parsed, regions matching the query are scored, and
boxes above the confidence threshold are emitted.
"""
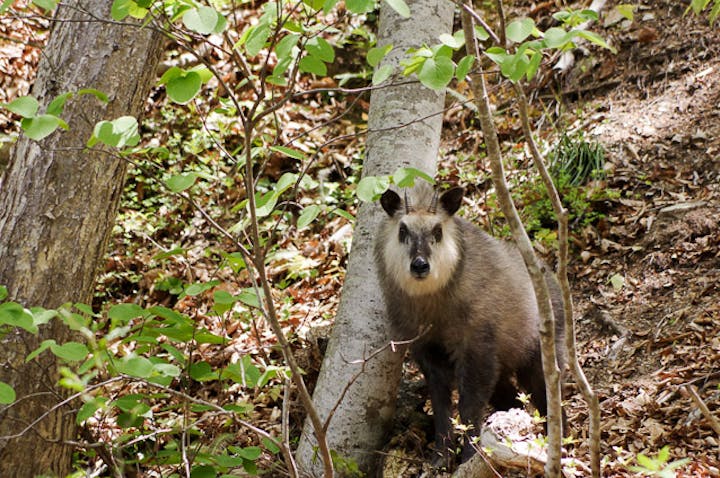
[628,446,691,478]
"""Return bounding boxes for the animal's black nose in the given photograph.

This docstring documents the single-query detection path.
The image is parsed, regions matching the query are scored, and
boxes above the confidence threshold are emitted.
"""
[411,257,430,277]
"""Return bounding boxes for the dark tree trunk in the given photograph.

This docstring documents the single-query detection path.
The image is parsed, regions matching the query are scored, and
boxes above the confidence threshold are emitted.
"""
[0,1,162,476]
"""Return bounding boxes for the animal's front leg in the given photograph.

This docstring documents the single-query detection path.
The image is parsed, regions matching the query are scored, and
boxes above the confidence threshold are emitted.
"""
[456,346,499,462]
[412,343,454,467]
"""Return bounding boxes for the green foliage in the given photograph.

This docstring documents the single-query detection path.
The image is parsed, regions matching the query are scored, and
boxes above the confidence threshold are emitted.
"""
[628,446,691,477]
[687,0,720,24]
[356,167,434,202]
[511,132,614,243]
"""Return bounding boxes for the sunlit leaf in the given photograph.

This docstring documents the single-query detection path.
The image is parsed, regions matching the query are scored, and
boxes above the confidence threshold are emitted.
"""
[50,342,89,362]
[297,205,321,229]
[417,56,454,90]
[166,172,200,193]
[393,167,434,188]
[245,23,271,57]
[367,44,393,67]
[372,64,393,85]
[119,356,154,378]
[506,17,535,43]
[183,5,225,35]
[383,0,409,17]
[0,382,16,405]
[455,55,474,81]
[357,175,391,202]
[299,55,327,76]
[2,96,39,118]
[166,71,202,104]
[21,114,63,140]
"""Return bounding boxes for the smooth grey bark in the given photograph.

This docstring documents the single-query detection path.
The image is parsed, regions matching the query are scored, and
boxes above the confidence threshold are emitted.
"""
[0,2,162,476]
[296,0,454,475]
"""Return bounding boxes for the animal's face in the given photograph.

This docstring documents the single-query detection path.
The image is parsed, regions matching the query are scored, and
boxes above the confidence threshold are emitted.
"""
[379,185,464,296]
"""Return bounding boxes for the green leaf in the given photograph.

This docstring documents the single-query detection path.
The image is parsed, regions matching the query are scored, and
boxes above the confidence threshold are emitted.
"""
[89,116,140,148]
[383,0,409,17]
[609,273,625,292]
[323,0,339,13]
[50,342,89,362]
[32,0,57,11]
[76,397,106,424]
[77,88,109,102]
[455,55,474,81]
[237,446,262,460]
[0,382,16,405]
[543,27,573,49]
[166,172,200,193]
[26,340,55,362]
[506,17,536,43]
[153,362,181,377]
[299,55,327,76]
[297,205,321,229]
[166,71,202,104]
[485,46,510,65]
[275,34,300,59]
[46,92,73,117]
[417,56,454,90]
[190,465,216,478]
[185,280,220,297]
[372,64,393,85]
[574,29,616,53]
[0,286,6,300]
[189,361,217,381]
[0,302,36,333]
[438,32,464,49]
[245,23,271,57]
[526,50,542,80]
[367,44,392,67]
[119,356,154,378]
[183,5,224,35]
[108,303,146,322]
[345,0,374,13]
[615,4,634,21]
[237,289,260,308]
[262,437,281,454]
[474,24,490,41]
[357,175,390,202]
[306,37,335,62]
[392,167,434,188]
[21,114,62,140]
[269,145,307,160]
[110,0,132,20]
[2,96,39,118]
[0,0,14,14]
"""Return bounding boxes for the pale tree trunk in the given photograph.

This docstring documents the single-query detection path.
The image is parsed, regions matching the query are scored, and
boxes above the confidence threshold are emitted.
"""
[296,0,454,475]
[0,2,162,476]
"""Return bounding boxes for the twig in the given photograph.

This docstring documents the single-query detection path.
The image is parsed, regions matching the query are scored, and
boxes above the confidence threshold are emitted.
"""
[514,82,601,478]
[685,385,720,438]
[461,5,564,477]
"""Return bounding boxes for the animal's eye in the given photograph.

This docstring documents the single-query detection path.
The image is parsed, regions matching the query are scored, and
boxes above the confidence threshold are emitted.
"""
[398,223,409,243]
[432,225,443,243]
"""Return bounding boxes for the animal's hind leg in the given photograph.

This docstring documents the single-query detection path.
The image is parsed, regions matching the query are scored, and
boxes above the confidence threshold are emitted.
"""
[490,374,522,411]
[516,348,567,433]
[516,348,548,416]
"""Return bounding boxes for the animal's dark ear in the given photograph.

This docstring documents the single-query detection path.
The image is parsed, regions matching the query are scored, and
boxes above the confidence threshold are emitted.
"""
[439,187,464,216]
[380,189,402,217]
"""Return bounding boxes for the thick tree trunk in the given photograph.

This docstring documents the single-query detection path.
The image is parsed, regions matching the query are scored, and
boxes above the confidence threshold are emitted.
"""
[296,0,453,475]
[0,2,162,476]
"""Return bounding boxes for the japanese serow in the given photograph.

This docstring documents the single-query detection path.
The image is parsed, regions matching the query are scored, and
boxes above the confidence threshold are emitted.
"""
[374,182,565,464]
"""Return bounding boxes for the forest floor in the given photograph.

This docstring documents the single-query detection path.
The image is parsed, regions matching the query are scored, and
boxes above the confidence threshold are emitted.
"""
[1,0,719,476]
